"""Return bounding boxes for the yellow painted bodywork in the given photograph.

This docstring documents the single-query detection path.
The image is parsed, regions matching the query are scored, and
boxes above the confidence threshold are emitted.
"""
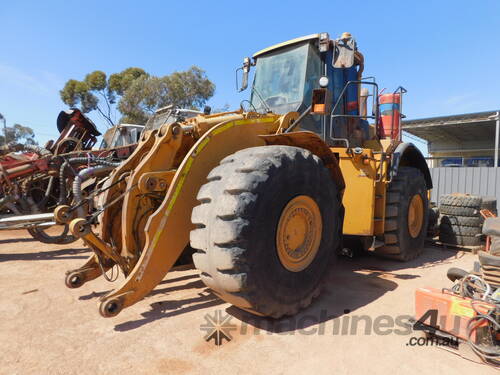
[137,171,176,193]
[332,147,387,236]
[120,124,187,259]
[334,148,375,235]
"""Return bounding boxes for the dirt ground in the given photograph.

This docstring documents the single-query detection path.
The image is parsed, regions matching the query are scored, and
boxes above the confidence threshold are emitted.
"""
[0,229,497,375]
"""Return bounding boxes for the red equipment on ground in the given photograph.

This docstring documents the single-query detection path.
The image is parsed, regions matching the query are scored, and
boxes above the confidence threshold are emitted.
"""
[415,287,494,342]
[0,109,143,244]
[412,217,500,367]
[0,108,101,185]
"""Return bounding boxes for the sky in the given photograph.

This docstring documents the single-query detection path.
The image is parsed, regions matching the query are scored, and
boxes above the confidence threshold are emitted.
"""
[1,0,500,153]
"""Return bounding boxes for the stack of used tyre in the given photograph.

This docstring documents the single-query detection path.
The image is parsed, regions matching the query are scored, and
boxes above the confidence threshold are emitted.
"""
[427,202,440,237]
[439,194,497,247]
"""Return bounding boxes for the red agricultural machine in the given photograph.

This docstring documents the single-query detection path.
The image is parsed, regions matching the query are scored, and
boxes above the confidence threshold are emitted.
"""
[0,109,143,244]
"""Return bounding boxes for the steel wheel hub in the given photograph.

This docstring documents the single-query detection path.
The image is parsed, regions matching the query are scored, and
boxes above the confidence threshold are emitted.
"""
[276,195,322,272]
[408,194,424,238]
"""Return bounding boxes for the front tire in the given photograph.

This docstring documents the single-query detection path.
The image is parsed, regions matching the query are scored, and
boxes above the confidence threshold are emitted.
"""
[190,146,342,318]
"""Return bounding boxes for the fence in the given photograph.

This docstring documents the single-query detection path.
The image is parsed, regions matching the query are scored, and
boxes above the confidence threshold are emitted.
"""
[429,167,500,205]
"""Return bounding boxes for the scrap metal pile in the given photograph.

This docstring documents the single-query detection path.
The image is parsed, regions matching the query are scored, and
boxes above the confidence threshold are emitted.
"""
[0,109,143,243]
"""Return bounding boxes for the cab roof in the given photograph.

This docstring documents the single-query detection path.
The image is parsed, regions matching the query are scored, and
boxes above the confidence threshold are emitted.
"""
[252,34,320,58]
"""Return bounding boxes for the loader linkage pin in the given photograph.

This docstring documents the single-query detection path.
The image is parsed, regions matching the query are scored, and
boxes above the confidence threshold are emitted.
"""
[65,271,85,289]
[99,298,123,318]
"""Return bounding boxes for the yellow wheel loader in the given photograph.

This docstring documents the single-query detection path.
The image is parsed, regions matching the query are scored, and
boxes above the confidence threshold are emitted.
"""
[59,32,432,318]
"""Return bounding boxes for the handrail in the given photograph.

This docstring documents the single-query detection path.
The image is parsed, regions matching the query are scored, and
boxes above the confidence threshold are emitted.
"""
[390,86,407,141]
[329,80,379,148]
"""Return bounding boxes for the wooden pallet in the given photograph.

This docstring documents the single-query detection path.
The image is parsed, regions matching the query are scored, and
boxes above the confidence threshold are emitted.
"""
[430,239,485,254]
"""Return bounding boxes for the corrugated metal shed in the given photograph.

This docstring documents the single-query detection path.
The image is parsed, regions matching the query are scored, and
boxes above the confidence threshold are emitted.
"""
[402,110,499,146]
[429,167,500,205]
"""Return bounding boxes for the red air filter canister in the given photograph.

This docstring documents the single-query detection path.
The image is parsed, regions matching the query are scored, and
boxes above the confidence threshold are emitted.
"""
[379,93,401,139]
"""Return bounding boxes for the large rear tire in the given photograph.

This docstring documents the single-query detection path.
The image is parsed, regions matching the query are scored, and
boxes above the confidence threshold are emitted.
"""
[376,167,429,261]
[190,146,342,318]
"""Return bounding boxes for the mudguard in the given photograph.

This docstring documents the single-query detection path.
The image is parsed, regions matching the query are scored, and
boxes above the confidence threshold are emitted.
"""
[391,142,432,189]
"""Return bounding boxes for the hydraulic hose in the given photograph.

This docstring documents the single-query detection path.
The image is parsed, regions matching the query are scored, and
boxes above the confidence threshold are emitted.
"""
[35,176,56,209]
[59,157,98,204]
[58,157,120,205]
[466,302,500,366]
[72,163,120,217]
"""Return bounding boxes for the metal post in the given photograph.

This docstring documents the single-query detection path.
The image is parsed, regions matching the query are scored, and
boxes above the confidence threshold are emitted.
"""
[495,111,500,167]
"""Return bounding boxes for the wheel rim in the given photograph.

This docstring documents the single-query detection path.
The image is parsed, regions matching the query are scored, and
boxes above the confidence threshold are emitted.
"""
[276,195,322,272]
[408,194,424,238]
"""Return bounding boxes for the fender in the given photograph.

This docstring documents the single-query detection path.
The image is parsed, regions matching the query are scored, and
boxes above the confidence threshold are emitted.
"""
[391,142,432,189]
[260,131,345,194]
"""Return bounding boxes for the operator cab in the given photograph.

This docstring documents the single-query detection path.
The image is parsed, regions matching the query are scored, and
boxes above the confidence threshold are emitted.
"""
[144,106,203,131]
[100,124,145,149]
[238,33,402,148]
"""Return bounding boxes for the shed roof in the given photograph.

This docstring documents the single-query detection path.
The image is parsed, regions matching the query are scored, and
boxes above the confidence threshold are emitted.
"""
[402,110,499,144]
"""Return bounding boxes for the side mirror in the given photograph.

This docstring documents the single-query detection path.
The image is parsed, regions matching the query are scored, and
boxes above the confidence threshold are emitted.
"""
[236,57,252,92]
